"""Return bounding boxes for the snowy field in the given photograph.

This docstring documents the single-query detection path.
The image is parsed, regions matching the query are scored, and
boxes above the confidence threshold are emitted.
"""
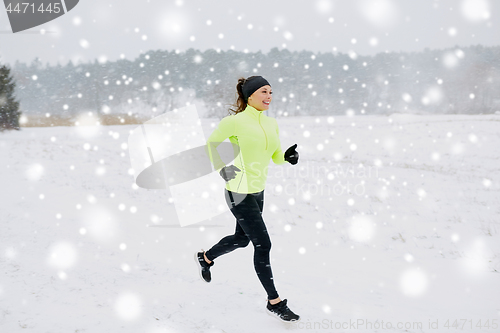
[1,113,499,333]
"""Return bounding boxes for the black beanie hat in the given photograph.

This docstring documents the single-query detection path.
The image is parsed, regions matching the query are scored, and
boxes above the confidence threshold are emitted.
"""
[242,76,271,101]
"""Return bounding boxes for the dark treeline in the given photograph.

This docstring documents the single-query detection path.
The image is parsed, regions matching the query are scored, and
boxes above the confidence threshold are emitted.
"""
[8,45,500,118]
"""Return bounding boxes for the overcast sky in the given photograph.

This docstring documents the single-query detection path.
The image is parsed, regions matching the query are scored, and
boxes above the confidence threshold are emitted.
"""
[0,0,498,67]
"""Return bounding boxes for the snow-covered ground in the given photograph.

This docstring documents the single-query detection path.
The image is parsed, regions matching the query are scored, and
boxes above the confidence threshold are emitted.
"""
[1,113,499,333]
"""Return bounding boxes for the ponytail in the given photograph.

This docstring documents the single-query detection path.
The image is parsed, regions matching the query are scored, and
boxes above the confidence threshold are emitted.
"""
[228,77,247,115]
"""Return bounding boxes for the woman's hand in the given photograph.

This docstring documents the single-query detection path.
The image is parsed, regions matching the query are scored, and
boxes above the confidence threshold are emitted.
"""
[284,144,299,165]
[220,165,241,181]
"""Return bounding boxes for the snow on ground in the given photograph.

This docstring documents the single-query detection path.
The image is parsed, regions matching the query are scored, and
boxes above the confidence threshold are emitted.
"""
[1,113,499,333]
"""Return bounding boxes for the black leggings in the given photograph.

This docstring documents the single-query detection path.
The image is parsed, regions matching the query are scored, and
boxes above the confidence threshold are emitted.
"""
[205,188,279,300]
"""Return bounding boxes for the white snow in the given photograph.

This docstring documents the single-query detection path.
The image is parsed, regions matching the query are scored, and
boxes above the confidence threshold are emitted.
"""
[460,0,491,22]
[358,0,399,29]
[400,268,428,297]
[46,241,78,270]
[442,52,460,69]
[1,113,499,332]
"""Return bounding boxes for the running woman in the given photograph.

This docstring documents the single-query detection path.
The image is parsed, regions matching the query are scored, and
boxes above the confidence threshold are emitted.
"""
[195,75,301,322]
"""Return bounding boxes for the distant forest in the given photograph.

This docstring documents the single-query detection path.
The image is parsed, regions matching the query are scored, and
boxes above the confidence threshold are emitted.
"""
[8,45,500,118]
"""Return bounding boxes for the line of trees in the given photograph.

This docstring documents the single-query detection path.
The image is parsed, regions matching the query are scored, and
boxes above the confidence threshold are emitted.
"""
[2,44,500,130]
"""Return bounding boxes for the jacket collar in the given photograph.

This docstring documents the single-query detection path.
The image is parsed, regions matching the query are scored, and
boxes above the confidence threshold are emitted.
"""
[243,104,264,120]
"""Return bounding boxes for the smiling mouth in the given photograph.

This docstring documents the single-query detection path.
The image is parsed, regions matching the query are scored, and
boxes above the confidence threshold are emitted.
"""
[263,101,270,105]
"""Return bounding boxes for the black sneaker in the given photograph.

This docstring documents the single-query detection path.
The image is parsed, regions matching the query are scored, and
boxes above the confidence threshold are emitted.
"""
[266,299,300,322]
[194,250,214,283]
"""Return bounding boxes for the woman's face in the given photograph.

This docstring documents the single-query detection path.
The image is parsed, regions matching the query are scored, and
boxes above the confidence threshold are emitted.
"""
[248,85,272,111]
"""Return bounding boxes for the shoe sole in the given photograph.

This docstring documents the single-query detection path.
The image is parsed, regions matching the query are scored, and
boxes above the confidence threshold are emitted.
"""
[266,308,301,323]
[194,250,210,283]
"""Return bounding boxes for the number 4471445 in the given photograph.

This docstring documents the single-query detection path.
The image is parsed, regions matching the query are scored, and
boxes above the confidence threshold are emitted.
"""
[444,319,498,330]
[6,2,62,14]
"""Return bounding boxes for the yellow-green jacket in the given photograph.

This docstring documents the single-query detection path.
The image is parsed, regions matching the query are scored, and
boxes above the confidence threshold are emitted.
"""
[206,104,288,194]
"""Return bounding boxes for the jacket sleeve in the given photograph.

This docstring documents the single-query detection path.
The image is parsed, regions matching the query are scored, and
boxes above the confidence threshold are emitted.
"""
[205,115,236,172]
[272,118,288,165]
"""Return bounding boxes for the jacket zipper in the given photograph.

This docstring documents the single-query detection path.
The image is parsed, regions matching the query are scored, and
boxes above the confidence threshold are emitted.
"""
[235,136,244,192]
[258,112,268,150]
